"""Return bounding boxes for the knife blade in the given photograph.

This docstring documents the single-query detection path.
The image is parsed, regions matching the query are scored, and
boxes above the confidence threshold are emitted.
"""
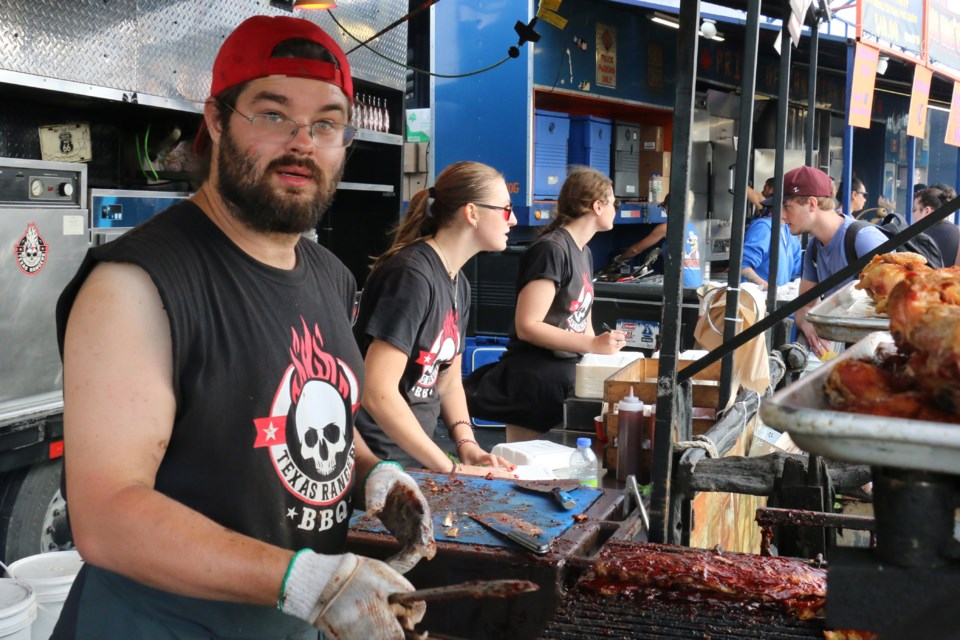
[513,479,578,510]
[469,511,551,554]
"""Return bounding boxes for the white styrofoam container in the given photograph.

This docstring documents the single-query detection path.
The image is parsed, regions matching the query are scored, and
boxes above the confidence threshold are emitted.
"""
[491,440,577,471]
[574,352,644,399]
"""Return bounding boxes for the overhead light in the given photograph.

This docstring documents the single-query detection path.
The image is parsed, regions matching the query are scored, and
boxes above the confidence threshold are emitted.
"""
[650,12,724,40]
[877,55,889,75]
[651,13,680,29]
[294,0,336,8]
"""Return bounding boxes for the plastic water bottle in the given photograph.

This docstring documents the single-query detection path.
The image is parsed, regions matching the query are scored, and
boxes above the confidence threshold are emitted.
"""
[616,386,644,482]
[569,437,599,488]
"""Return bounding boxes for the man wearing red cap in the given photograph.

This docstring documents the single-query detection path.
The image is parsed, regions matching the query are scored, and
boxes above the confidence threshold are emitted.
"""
[54,15,432,639]
[780,166,886,356]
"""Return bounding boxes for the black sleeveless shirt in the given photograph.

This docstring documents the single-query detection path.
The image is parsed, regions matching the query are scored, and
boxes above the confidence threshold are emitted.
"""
[57,202,363,552]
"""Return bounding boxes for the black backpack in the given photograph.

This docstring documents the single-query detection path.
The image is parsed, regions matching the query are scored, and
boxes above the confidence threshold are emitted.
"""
[837,212,944,268]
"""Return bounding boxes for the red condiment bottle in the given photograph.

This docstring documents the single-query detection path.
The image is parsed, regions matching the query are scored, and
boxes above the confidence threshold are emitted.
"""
[616,387,644,482]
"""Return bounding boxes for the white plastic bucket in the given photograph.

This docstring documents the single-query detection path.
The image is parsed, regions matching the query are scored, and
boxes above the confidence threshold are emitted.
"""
[0,580,36,640]
[8,551,82,640]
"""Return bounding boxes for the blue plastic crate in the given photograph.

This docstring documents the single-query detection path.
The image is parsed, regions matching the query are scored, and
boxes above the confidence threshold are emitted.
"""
[462,336,508,427]
[534,110,570,200]
[568,116,611,175]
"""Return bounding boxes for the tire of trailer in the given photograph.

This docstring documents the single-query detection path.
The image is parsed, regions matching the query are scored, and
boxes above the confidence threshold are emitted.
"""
[0,459,73,564]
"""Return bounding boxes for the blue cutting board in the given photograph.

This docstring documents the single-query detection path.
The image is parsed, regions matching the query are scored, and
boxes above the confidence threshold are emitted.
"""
[350,471,602,550]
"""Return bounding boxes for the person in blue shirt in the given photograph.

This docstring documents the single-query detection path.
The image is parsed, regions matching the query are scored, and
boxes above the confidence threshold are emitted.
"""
[741,196,802,289]
[616,193,703,287]
[781,166,887,356]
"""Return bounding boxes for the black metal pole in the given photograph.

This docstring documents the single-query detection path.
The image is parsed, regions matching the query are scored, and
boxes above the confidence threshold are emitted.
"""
[765,10,793,322]
[718,1,761,409]
[650,0,699,545]
[806,19,819,166]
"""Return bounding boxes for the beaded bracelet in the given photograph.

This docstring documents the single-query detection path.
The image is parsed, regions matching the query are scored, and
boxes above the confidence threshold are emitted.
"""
[455,438,479,450]
[449,459,460,474]
[447,419,472,433]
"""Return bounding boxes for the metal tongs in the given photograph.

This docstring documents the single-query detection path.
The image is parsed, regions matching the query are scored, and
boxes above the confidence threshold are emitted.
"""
[389,578,539,606]
[624,473,650,532]
[391,580,540,640]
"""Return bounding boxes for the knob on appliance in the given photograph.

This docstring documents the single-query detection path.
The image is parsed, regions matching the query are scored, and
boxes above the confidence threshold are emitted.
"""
[58,182,74,197]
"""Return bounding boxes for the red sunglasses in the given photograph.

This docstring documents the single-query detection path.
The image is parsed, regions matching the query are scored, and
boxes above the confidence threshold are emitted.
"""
[474,202,514,221]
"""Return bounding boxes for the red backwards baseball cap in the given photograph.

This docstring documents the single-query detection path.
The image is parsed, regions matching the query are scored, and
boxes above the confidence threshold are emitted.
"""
[782,166,834,199]
[195,15,353,154]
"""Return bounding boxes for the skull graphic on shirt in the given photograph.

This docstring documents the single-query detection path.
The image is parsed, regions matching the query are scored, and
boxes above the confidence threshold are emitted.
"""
[414,309,460,395]
[566,273,594,333]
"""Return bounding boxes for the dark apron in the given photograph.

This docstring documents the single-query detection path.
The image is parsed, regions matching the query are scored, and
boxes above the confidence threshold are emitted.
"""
[52,564,319,640]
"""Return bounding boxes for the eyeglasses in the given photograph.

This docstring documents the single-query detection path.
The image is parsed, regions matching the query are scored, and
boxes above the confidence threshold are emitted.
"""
[855,190,867,196]
[220,100,356,148]
[474,202,514,221]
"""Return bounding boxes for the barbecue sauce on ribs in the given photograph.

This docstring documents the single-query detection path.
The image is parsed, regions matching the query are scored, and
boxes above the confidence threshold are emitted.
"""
[581,542,826,620]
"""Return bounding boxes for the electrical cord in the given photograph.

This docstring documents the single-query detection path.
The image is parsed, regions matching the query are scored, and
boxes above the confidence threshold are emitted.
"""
[326,9,513,79]
[143,124,159,181]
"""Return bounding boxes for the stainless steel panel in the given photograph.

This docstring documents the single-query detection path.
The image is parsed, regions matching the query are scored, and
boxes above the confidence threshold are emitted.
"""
[0,0,407,110]
[0,206,88,418]
[0,157,86,423]
[753,148,808,192]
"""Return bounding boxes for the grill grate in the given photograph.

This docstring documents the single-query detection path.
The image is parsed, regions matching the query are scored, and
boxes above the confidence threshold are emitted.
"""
[539,590,826,639]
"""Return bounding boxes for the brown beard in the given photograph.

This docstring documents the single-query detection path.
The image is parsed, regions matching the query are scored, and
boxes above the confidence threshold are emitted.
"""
[216,127,344,234]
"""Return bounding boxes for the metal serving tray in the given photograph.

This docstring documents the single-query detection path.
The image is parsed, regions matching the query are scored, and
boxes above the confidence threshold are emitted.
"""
[760,331,960,475]
[805,281,889,343]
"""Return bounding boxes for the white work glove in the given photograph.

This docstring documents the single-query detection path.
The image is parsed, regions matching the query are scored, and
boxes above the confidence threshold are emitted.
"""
[281,550,425,639]
[366,461,436,573]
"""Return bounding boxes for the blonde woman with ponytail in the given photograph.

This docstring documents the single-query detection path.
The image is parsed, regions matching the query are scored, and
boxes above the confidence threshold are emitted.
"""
[353,161,517,477]
[464,166,626,443]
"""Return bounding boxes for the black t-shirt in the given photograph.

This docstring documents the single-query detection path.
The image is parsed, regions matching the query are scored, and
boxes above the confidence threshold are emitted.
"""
[353,242,470,466]
[507,227,594,356]
[56,202,363,553]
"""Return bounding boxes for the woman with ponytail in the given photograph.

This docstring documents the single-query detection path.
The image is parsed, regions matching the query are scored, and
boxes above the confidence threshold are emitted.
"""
[354,161,517,476]
[464,166,626,443]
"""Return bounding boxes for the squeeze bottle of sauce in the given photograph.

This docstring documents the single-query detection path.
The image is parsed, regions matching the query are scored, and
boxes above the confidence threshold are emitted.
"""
[615,387,644,482]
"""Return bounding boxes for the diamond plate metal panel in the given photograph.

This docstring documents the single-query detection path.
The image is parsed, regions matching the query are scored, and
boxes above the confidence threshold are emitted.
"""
[0,0,407,111]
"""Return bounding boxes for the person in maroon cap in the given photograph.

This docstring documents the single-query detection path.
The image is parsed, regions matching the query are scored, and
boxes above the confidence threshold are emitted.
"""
[54,15,432,640]
[780,166,887,356]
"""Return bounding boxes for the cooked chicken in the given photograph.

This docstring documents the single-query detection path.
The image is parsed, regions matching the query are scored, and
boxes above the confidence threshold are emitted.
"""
[827,264,960,420]
[856,252,931,314]
[887,268,960,348]
[825,358,960,423]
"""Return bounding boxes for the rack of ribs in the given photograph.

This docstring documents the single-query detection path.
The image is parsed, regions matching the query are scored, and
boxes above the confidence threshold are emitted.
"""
[580,541,827,620]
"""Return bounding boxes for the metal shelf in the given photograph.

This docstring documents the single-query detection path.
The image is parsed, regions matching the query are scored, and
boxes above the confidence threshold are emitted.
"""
[353,130,403,145]
[338,181,396,193]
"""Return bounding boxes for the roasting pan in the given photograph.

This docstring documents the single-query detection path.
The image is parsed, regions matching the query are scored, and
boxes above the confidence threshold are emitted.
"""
[760,331,960,475]
[805,281,889,343]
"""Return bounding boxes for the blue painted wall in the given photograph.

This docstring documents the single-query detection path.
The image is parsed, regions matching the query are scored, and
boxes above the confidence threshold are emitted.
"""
[434,1,533,203]
[532,1,678,106]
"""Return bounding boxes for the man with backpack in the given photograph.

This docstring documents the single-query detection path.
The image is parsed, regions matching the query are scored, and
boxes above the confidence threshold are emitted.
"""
[780,166,888,357]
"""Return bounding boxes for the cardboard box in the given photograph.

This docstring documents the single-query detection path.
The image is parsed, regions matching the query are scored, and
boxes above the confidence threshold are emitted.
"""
[638,171,670,202]
[640,125,664,151]
[637,150,671,176]
[403,174,427,201]
[403,142,428,174]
